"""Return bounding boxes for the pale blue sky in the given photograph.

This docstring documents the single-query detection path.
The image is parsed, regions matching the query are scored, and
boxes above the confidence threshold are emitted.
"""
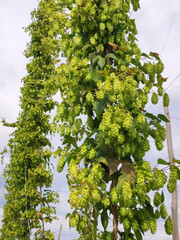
[0,0,180,239]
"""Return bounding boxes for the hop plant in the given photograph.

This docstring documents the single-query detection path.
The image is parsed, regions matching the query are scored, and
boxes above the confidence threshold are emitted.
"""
[163,92,170,107]
[165,216,174,235]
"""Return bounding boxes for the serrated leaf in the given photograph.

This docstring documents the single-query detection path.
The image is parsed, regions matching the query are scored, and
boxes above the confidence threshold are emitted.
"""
[135,229,143,240]
[101,209,108,230]
[98,57,106,69]
[92,55,101,65]
[157,114,169,122]
[105,53,118,61]
[157,158,169,165]
[141,52,150,59]
[161,191,165,203]
[115,175,126,194]
[145,112,158,120]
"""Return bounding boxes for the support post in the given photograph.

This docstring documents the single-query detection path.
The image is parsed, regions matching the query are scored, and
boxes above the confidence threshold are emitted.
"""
[164,106,179,240]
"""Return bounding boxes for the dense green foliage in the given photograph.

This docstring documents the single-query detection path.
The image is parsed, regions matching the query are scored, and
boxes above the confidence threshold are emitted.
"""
[0,1,60,239]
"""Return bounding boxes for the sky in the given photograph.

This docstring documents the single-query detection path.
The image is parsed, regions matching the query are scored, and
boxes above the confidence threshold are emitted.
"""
[0,0,180,239]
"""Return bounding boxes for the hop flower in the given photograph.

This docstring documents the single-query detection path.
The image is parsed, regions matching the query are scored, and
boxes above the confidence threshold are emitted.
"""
[137,114,145,126]
[86,92,94,103]
[165,216,174,235]
[150,218,157,234]
[123,114,133,130]
[122,181,132,207]
[151,92,158,104]
[102,197,110,208]
[100,22,106,31]
[153,192,161,207]
[110,188,118,204]
[155,61,164,74]
[132,219,139,231]
[163,92,170,107]
[160,204,168,219]
[92,189,101,202]
[57,157,65,173]
[158,86,163,96]
[141,219,149,232]
[123,218,130,231]
[154,210,161,219]
[107,22,114,33]
[120,207,127,218]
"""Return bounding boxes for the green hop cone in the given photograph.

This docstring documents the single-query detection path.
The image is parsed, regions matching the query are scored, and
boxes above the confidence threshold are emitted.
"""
[153,192,161,207]
[151,92,158,104]
[150,218,157,234]
[120,207,127,218]
[141,219,149,232]
[110,188,118,204]
[123,218,130,231]
[160,204,168,219]
[132,219,139,231]
[163,92,170,107]
[57,157,65,173]
[167,180,176,193]
[154,210,161,219]
[165,216,174,235]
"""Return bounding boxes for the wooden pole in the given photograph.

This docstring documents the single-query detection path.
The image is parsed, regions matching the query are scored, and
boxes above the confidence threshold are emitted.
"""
[164,106,179,240]
[58,224,62,240]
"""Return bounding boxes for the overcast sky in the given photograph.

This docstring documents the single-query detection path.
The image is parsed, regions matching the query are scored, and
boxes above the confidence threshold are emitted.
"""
[0,0,180,239]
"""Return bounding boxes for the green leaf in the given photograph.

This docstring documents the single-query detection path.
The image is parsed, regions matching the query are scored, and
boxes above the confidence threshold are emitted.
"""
[115,175,126,194]
[90,66,101,82]
[92,55,101,65]
[173,158,180,164]
[177,168,180,180]
[101,209,108,230]
[65,213,71,219]
[157,114,169,122]
[98,157,108,166]
[145,112,158,120]
[135,229,143,240]
[157,158,169,165]
[98,57,106,69]
[105,53,118,61]
[93,96,108,116]
[161,191,165,203]
[141,52,150,59]
[149,51,160,60]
